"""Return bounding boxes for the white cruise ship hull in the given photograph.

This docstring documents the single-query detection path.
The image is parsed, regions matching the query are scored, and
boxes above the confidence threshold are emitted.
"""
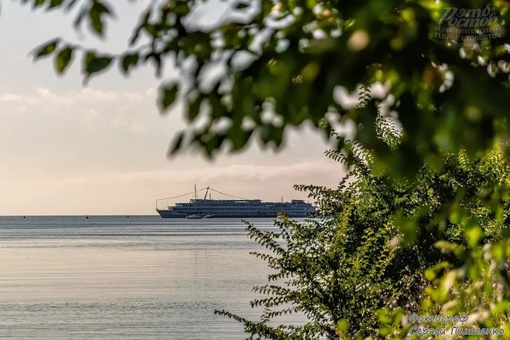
[157,198,315,218]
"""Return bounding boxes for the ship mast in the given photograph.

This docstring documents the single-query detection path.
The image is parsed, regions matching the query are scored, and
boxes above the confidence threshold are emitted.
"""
[203,186,210,200]
[194,184,197,200]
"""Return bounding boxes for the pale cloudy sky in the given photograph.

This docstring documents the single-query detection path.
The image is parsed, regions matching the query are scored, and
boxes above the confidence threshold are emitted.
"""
[0,1,346,215]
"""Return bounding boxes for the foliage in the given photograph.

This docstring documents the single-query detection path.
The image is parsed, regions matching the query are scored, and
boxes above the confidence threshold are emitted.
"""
[15,0,510,175]
[215,138,510,339]
[378,148,510,339]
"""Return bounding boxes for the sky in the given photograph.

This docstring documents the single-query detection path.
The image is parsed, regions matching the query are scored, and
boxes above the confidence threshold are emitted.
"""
[0,1,346,215]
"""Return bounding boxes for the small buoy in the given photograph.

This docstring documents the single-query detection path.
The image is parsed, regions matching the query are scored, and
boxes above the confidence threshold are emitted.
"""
[86,216,89,219]
[23,216,26,219]
[127,215,130,218]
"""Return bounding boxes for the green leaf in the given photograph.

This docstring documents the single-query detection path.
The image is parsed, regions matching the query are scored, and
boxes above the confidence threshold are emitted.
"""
[54,46,74,74]
[187,97,202,122]
[235,2,250,10]
[73,7,87,29]
[129,10,151,46]
[120,53,139,75]
[337,319,350,333]
[48,0,64,9]
[159,83,179,112]
[424,269,435,281]
[229,129,252,151]
[493,300,509,315]
[168,132,185,156]
[83,51,112,80]
[88,12,103,36]
[438,271,457,302]
[88,1,112,37]
[33,0,46,8]
[144,52,162,77]
[33,39,59,60]
[465,224,483,249]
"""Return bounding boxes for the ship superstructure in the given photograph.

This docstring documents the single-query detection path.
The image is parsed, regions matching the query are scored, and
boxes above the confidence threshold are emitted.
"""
[156,186,315,218]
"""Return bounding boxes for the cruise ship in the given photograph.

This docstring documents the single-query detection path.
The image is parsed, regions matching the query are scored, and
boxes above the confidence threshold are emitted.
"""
[156,186,316,218]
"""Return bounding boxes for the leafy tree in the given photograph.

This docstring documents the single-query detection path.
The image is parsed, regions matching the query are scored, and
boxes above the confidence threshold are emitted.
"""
[379,149,510,339]
[17,0,510,176]
[215,138,510,339]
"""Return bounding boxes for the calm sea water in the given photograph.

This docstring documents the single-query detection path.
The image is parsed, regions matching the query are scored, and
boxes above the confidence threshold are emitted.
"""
[0,216,300,339]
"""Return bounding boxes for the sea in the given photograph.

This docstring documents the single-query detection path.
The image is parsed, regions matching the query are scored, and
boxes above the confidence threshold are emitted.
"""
[0,216,304,339]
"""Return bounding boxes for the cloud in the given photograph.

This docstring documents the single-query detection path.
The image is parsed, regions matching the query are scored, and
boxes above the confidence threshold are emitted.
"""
[57,160,344,186]
[0,87,157,134]
[1,87,149,107]
[0,85,152,105]
[0,93,42,105]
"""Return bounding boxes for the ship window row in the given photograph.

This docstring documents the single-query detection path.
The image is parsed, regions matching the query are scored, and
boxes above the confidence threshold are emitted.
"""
[176,206,308,209]
[175,207,311,212]
[176,206,310,209]
[177,203,303,207]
